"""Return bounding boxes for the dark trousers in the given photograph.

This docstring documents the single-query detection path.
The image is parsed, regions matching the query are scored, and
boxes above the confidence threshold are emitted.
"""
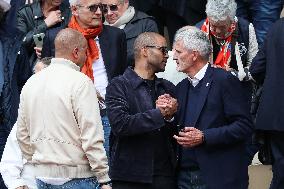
[112,176,175,189]
[270,132,284,189]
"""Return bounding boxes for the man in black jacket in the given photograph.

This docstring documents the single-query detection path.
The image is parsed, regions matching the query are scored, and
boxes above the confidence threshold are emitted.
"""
[106,32,178,189]
[0,2,32,188]
[250,18,284,189]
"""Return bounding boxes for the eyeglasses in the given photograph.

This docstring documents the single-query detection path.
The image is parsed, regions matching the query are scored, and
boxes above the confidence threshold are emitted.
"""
[101,4,120,14]
[146,46,168,55]
[76,3,104,13]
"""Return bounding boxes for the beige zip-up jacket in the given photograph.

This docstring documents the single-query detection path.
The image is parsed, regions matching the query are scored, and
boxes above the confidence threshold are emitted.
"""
[16,58,110,183]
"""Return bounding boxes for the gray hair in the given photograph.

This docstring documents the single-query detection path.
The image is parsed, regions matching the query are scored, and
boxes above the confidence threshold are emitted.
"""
[133,32,162,59]
[206,0,237,22]
[69,0,80,6]
[174,26,212,60]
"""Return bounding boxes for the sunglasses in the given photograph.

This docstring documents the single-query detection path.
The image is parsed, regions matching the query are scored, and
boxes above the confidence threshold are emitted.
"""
[77,3,104,13]
[101,4,119,14]
[146,46,169,55]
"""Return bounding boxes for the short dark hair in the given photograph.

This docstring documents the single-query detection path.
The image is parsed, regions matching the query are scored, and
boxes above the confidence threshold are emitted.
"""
[133,32,162,59]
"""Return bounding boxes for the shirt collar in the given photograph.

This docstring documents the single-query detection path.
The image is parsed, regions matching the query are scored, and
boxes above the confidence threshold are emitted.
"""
[124,67,163,89]
[51,58,80,71]
[188,63,209,87]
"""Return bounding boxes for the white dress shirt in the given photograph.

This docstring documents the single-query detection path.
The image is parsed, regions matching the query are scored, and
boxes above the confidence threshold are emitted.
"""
[188,63,209,87]
[0,124,36,189]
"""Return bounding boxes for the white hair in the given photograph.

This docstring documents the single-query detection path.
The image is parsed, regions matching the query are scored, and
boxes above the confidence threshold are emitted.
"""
[174,26,212,60]
[69,0,80,6]
[0,0,11,12]
[206,0,237,22]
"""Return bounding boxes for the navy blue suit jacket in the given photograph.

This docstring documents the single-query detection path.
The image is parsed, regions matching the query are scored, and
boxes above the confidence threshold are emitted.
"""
[176,66,253,189]
[250,18,284,132]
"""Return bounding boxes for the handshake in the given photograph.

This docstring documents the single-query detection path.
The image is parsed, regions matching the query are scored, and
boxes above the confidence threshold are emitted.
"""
[155,94,178,120]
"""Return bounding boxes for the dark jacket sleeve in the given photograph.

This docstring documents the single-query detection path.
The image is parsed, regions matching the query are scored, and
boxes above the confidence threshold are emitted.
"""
[203,73,253,146]
[249,39,269,85]
[17,6,48,49]
[16,46,33,90]
[119,30,127,74]
[106,78,165,136]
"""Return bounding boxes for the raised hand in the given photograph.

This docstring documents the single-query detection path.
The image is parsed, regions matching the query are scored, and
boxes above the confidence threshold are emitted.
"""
[156,94,178,119]
[44,10,62,28]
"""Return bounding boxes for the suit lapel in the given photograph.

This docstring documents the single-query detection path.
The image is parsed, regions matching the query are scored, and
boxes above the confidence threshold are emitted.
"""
[192,66,213,125]
[98,27,111,79]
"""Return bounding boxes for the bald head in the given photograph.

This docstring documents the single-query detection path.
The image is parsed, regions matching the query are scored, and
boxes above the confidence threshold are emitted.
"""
[133,32,165,59]
[54,28,88,66]
[55,28,86,55]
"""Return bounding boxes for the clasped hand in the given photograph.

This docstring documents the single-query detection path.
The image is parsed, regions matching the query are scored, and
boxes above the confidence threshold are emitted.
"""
[156,94,178,120]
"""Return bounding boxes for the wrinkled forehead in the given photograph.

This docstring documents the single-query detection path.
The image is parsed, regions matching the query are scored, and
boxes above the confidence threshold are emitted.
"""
[208,17,232,27]
[101,0,121,4]
[173,40,186,50]
[79,0,101,6]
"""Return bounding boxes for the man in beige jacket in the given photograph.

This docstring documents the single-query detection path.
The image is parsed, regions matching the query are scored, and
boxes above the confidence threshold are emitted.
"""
[16,28,111,189]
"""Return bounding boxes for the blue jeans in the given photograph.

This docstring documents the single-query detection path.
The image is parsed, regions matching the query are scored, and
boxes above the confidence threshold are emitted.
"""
[36,177,99,189]
[101,115,111,159]
[236,0,284,47]
[177,169,208,189]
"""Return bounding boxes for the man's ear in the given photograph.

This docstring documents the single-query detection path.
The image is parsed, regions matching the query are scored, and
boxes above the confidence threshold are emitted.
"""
[192,50,199,62]
[71,5,79,16]
[141,47,148,58]
[72,47,79,59]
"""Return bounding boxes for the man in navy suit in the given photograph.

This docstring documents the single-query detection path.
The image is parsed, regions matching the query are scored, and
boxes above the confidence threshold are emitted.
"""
[172,26,253,189]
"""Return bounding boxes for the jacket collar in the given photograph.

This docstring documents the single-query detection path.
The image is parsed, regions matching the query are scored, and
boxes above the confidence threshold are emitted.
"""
[129,10,154,24]
[123,67,163,89]
[51,58,80,71]
[32,1,44,19]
